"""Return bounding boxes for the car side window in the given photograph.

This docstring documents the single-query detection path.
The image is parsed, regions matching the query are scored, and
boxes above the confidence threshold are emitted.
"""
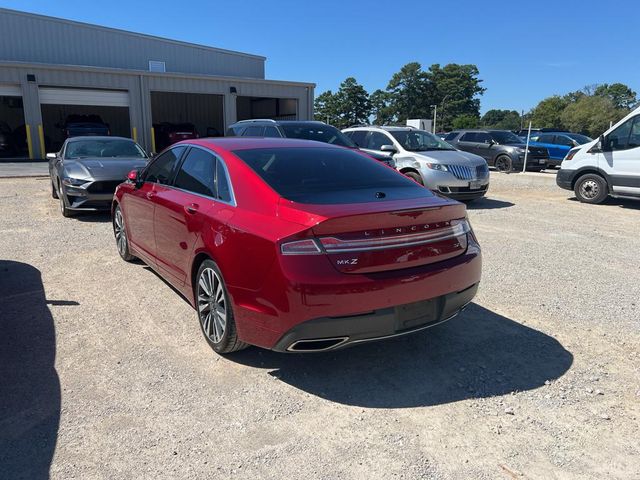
[476,132,492,143]
[555,135,574,147]
[460,132,477,142]
[444,132,458,141]
[346,130,367,147]
[215,159,233,203]
[365,132,393,150]
[144,146,186,184]
[629,117,640,149]
[173,148,216,197]
[605,117,636,151]
[243,126,264,136]
[263,126,281,138]
[537,134,555,143]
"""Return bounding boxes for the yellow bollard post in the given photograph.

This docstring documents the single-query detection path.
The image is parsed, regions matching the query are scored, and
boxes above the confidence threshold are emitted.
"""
[38,125,46,159]
[132,127,137,142]
[25,124,34,159]
[151,127,156,153]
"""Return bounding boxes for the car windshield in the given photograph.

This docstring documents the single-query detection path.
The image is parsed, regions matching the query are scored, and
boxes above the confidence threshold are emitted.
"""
[65,139,146,159]
[280,124,357,148]
[389,130,455,151]
[233,147,424,204]
[490,131,523,144]
[566,133,592,144]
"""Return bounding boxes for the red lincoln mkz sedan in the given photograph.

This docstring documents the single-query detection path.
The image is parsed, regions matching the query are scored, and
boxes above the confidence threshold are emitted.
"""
[112,138,481,353]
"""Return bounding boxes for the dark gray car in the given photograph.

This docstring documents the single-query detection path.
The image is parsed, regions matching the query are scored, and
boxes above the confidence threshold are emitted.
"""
[226,119,396,168]
[445,130,549,172]
[48,136,149,217]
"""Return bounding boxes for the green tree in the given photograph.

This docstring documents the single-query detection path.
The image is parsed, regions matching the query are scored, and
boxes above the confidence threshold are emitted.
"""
[370,89,393,125]
[428,64,485,130]
[385,62,434,123]
[560,96,623,137]
[332,77,371,129]
[451,114,479,129]
[594,83,638,110]
[314,90,339,125]
[529,96,570,129]
[481,109,521,130]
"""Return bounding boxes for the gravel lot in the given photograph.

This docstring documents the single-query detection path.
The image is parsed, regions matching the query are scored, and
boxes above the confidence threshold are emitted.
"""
[1,172,639,479]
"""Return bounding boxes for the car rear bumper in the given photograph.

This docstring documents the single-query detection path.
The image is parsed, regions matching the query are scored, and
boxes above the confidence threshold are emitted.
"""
[231,237,482,350]
[271,282,478,352]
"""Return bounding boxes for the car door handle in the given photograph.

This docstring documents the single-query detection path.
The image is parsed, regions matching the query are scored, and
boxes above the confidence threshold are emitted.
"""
[184,203,199,214]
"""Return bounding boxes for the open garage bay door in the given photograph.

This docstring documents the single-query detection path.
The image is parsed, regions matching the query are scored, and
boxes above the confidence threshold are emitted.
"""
[39,88,130,107]
[151,92,224,152]
[39,87,131,152]
[0,84,27,159]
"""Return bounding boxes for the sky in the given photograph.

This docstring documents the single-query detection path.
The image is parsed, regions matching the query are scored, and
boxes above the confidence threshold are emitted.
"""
[3,0,639,115]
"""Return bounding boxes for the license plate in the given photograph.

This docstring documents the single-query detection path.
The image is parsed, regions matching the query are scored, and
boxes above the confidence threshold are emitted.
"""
[469,181,482,189]
[539,159,545,164]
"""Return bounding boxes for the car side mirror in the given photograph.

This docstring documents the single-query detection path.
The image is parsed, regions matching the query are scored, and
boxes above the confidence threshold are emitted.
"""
[127,169,143,188]
[46,153,56,159]
[380,144,397,154]
[599,134,607,151]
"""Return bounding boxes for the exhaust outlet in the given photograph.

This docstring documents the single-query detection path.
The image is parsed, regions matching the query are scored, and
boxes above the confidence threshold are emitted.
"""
[286,336,349,352]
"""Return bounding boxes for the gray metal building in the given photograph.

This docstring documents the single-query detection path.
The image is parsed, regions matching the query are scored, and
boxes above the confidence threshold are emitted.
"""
[0,8,314,159]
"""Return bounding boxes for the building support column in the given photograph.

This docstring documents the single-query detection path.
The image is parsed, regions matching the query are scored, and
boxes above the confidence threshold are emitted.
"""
[20,74,44,158]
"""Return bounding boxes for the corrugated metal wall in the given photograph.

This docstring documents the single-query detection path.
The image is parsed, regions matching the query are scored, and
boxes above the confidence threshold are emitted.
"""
[0,63,314,157]
[0,8,265,79]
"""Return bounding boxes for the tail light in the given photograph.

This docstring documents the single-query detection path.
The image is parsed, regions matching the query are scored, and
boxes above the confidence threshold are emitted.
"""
[281,239,322,255]
[564,148,578,161]
[280,219,470,255]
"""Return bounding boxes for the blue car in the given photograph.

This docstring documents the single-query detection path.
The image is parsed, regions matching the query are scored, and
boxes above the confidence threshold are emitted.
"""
[528,132,593,167]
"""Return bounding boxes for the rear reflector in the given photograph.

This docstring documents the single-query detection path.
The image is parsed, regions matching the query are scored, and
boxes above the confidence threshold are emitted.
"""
[319,219,470,253]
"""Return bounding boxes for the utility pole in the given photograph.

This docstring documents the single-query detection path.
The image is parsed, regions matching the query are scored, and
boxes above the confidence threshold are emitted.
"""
[431,105,437,133]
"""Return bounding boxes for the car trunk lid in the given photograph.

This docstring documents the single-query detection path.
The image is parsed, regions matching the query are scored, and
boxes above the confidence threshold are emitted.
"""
[279,196,470,274]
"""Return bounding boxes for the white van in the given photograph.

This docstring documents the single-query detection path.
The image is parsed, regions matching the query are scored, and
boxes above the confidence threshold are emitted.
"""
[557,106,640,203]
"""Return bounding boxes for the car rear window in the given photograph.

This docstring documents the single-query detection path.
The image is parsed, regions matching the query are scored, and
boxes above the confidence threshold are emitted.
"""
[232,147,427,204]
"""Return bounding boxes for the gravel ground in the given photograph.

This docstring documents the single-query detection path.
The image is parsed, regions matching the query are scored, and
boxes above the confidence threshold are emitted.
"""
[1,173,639,480]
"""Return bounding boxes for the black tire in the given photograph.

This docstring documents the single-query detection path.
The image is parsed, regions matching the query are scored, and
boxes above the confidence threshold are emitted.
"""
[58,182,73,218]
[113,204,136,262]
[574,173,608,204]
[495,155,513,173]
[195,259,248,354]
[404,171,424,185]
[51,179,58,199]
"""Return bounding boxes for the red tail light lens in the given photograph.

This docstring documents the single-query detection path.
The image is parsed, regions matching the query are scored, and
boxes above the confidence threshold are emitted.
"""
[565,149,578,161]
[280,239,322,255]
[280,220,471,255]
[318,219,470,253]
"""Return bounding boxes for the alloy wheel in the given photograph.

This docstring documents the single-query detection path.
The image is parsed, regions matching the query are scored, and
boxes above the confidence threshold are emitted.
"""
[197,268,227,344]
[114,208,127,257]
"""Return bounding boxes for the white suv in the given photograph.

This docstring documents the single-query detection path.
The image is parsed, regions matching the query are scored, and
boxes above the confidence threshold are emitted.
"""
[342,126,490,202]
[557,106,640,203]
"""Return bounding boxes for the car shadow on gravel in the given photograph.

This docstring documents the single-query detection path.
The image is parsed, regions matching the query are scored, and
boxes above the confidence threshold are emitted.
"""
[230,303,573,408]
[72,211,112,223]
[567,197,640,210]
[0,260,61,479]
[466,198,515,210]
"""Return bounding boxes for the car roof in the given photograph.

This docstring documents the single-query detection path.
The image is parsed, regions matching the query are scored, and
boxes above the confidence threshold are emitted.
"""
[182,137,346,152]
[230,119,328,127]
[66,136,134,142]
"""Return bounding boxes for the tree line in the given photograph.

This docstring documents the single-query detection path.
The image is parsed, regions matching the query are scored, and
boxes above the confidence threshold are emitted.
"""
[481,83,638,137]
[314,63,638,138]
[314,62,485,131]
